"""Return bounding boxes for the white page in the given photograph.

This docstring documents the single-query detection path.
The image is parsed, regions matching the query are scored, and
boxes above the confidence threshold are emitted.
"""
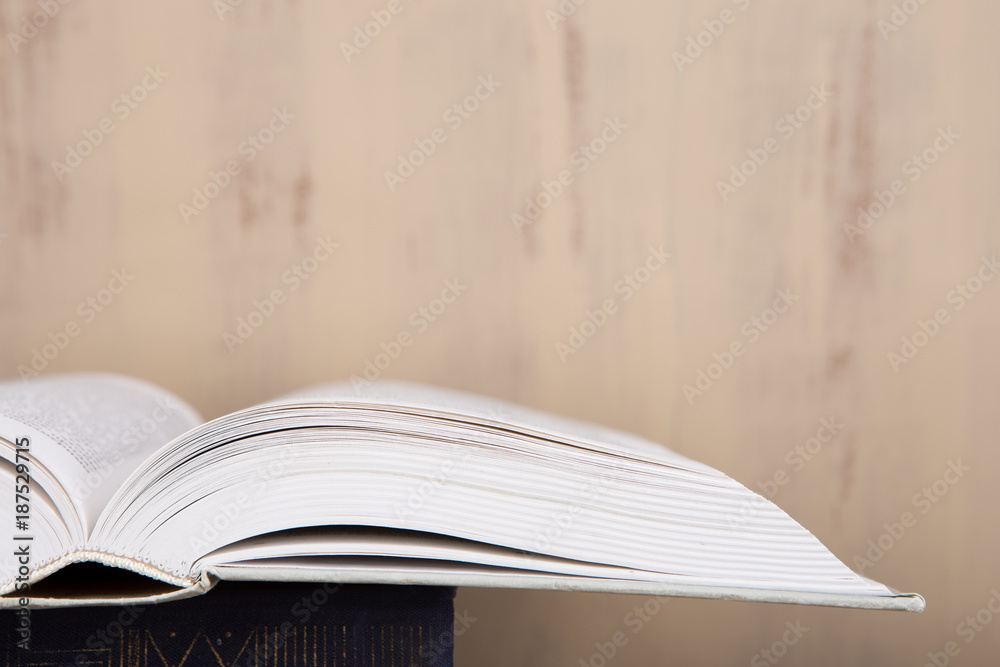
[77,379,920,611]
[0,374,202,534]
[274,380,716,471]
[95,413,890,599]
[197,528,672,581]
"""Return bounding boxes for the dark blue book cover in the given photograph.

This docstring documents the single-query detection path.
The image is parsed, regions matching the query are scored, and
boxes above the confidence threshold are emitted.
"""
[1,579,456,666]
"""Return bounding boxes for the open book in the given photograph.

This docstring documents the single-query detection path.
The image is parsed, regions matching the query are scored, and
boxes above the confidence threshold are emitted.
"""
[0,374,923,611]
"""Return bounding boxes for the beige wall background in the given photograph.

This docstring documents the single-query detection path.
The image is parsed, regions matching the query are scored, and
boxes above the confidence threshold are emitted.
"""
[2,0,998,664]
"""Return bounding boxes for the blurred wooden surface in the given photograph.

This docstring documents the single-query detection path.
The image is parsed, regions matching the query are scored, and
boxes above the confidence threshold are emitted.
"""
[2,0,999,664]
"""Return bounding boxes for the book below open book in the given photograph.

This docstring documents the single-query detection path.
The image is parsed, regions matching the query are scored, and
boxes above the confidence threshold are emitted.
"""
[0,374,923,611]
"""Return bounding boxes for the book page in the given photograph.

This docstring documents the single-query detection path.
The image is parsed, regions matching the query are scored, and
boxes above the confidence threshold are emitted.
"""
[272,380,716,472]
[81,380,919,612]
[0,374,202,535]
[197,527,672,581]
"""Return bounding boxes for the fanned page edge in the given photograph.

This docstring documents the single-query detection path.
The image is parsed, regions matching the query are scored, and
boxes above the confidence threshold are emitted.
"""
[206,563,924,612]
[3,562,923,611]
[13,379,923,611]
[271,380,718,472]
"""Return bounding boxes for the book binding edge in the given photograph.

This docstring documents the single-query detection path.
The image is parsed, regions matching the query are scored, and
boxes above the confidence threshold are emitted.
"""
[0,551,208,609]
